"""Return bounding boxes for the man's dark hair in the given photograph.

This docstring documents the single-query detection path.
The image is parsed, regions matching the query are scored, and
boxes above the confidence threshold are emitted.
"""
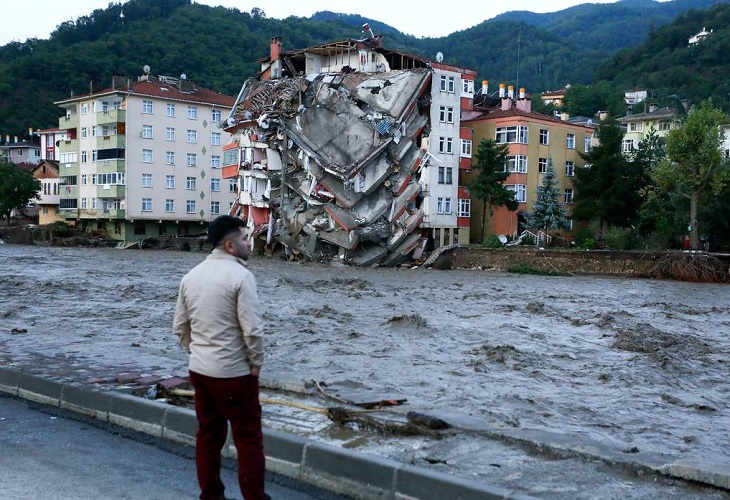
[207,215,246,248]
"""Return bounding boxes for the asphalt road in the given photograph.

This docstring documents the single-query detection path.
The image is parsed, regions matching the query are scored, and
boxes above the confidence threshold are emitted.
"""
[0,394,352,500]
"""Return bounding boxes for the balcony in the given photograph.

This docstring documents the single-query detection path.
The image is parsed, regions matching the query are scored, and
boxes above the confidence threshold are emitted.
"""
[97,135,126,149]
[60,209,78,219]
[58,114,78,130]
[96,160,125,173]
[96,184,125,198]
[60,186,78,198]
[59,139,78,154]
[96,109,125,126]
[80,208,126,219]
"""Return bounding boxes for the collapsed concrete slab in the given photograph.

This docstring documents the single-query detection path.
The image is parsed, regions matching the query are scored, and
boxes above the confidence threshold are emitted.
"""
[224,70,431,266]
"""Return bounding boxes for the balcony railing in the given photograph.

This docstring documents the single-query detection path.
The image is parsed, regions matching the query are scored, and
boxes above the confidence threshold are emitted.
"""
[96,135,126,149]
[96,109,125,125]
[96,184,125,198]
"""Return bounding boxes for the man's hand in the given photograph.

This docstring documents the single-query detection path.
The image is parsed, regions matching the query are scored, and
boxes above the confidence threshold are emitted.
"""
[250,365,261,377]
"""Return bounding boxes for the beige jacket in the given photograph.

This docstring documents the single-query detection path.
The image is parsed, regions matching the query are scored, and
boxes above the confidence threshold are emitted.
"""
[172,249,263,378]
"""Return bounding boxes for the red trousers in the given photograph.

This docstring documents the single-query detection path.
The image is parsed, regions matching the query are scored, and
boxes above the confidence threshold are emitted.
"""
[189,370,266,500]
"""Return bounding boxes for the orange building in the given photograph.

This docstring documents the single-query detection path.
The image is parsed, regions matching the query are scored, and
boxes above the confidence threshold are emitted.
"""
[463,86,594,243]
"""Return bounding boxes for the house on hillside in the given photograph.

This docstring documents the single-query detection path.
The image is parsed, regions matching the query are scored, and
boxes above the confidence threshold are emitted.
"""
[689,27,712,45]
[0,135,41,165]
[53,73,236,240]
[464,85,594,242]
[221,27,477,266]
[624,87,648,106]
[540,86,570,107]
[616,106,676,153]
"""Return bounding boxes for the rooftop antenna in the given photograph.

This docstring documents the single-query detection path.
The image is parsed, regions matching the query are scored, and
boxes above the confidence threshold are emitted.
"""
[516,30,521,93]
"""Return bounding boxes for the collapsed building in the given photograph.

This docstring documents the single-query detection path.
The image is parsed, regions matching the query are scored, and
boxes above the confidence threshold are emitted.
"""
[221,27,477,266]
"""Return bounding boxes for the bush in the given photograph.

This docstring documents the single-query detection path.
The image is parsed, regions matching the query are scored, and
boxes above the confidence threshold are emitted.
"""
[573,228,594,248]
[604,226,638,250]
[507,263,571,276]
[482,235,503,248]
[48,221,73,237]
[520,234,535,246]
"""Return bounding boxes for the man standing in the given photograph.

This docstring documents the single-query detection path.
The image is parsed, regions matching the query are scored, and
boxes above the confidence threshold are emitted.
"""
[173,215,267,500]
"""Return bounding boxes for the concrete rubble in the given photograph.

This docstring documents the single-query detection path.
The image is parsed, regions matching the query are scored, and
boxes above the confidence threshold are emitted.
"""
[225,67,432,266]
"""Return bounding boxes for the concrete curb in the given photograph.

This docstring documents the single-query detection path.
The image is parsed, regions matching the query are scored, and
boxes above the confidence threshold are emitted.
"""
[0,367,533,500]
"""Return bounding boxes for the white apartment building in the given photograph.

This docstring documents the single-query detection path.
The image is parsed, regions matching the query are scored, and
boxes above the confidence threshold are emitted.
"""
[54,74,235,241]
[422,67,475,247]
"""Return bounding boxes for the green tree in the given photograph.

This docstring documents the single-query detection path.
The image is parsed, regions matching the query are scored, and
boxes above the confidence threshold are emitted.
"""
[573,120,644,236]
[563,82,625,119]
[0,158,41,223]
[651,100,730,249]
[526,156,569,240]
[469,139,518,235]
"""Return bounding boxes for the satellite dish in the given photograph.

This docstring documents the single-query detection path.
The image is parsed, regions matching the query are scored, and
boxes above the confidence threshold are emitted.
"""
[587,118,593,127]
[435,52,444,63]
[143,64,150,73]
[498,235,508,244]
[180,73,187,80]
[226,117,236,126]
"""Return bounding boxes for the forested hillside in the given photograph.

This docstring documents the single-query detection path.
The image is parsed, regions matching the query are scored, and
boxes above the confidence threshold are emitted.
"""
[0,0,727,135]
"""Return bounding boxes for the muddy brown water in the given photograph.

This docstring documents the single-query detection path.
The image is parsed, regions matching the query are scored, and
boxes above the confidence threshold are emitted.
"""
[1,244,729,499]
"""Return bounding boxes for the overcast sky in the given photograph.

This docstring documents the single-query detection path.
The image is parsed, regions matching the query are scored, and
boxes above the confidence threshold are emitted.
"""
[0,0,672,46]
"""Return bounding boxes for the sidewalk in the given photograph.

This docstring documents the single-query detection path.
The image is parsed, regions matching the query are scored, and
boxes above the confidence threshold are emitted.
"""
[0,366,534,500]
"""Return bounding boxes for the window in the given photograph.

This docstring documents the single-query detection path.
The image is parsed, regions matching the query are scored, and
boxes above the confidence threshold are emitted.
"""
[229,179,238,192]
[166,127,175,141]
[444,197,452,215]
[629,122,643,132]
[81,104,87,115]
[186,153,197,167]
[81,151,87,162]
[141,125,153,139]
[166,175,175,188]
[438,137,453,154]
[166,151,175,165]
[211,178,221,191]
[437,197,444,214]
[81,198,87,209]
[211,156,221,169]
[91,126,97,137]
[496,126,528,144]
[585,135,592,152]
[461,139,472,158]
[658,121,671,131]
[60,175,77,186]
[458,198,471,218]
[142,149,153,163]
[438,106,454,124]
[461,79,474,95]
[186,177,196,190]
[91,198,97,209]
[142,100,153,114]
[211,132,221,146]
[622,139,635,153]
[187,106,198,119]
[210,201,220,214]
[565,161,575,177]
[438,166,453,184]
[566,133,576,149]
[141,198,152,211]
[142,173,152,187]
[505,155,528,173]
[187,130,197,143]
[81,174,87,185]
[506,184,527,202]
[186,200,196,213]
[211,109,222,123]
[60,199,78,209]
[539,129,549,145]
[538,157,548,173]
[564,188,574,204]
[81,127,87,138]
[92,150,98,162]
[166,103,175,117]
[165,199,174,213]
[439,75,455,93]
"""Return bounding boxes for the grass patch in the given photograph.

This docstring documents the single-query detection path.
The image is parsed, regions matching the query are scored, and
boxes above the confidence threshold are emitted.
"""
[506,263,571,276]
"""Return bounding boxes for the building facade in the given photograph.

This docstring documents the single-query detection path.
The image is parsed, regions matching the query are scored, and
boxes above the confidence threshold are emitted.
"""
[0,135,41,165]
[616,106,676,153]
[465,88,594,242]
[54,74,235,240]
[30,160,63,225]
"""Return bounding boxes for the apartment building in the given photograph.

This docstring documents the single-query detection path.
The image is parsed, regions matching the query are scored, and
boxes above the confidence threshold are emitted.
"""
[464,86,594,242]
[54,73,235,240]
[221,30,476,265]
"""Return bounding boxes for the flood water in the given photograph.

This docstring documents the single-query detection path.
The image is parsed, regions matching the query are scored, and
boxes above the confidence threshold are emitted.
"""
[1,244,729,499]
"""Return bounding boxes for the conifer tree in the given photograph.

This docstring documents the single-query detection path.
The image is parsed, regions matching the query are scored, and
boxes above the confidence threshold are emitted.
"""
[526,156,569,240]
